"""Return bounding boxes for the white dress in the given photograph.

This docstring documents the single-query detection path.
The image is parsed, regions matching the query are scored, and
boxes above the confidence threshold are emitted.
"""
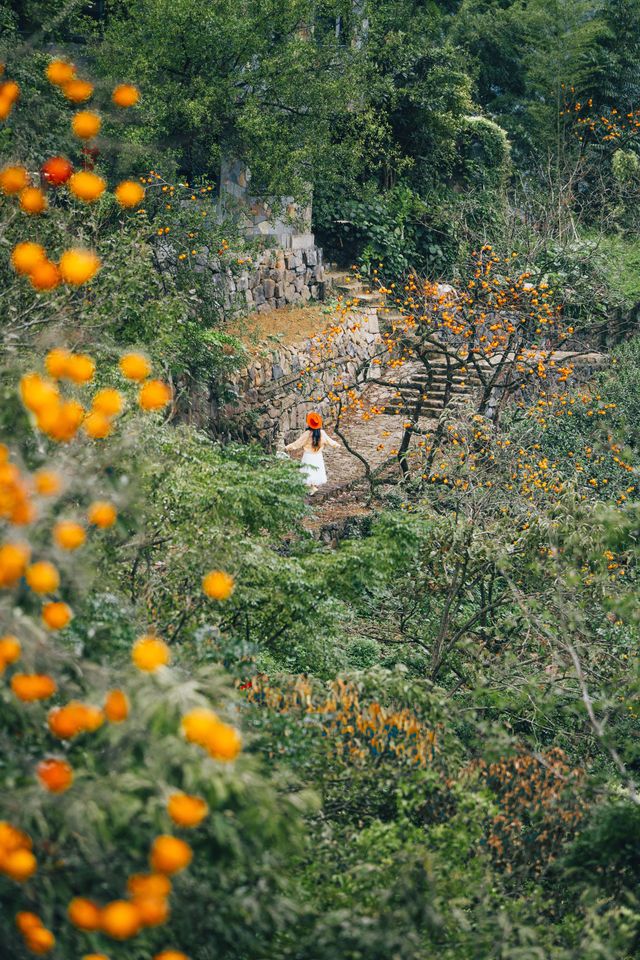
[284,428,341,486]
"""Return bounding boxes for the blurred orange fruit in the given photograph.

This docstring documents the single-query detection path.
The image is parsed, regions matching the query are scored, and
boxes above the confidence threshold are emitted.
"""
[119,352,150,380]
[206,722,242,762]
[30,260,60,291]
[132,636,170,671]
[42,156,72,186]
[149,835,192,874]
[19,186,47,214]
[11,673,57,701]
[46,60,76,86]
[68,897,101,930]
[0,542,30,586]
[48,702,103,739]
[115,180,145,207]
[15,911,42,933]
[167,793,208,828]
[20,372,59,412]
[180,708,219,747]
[83,411,113,439]
[132,895,169,927]
[202,570,234,600]
[139,380,171,411]
[53,521,85,550]
[127,873,171,899]
[36,757,73,793]
[0,164,28,194]
[0,80,20,103]
[2,848,37,882]
[104,689,129,722]
[42,600,72,630]
[11,242,46,275]
[25,561,59,594]
[92,388,123,416]
[66,353,95,383]
[43,400,85,442]
[88,501,116,527]
[24,926,54,954]
[100,900,141,939]
[68,171,106,202]
[45,348,71,378]
[63,78,93,102]
[72,110,101,139]
[59,248,100,285]
[0,634,21,663]
[112,84,140,107]
[34,469,62,496]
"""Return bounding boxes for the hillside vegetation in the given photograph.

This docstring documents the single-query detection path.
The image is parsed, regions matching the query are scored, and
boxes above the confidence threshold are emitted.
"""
[2,3,640,959]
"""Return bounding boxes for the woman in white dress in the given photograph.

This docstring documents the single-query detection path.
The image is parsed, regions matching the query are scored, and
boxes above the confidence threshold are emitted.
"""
[284,411,341,494]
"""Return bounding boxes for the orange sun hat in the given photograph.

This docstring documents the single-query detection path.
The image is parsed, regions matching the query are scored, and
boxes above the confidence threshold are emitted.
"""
[306,411,322,430]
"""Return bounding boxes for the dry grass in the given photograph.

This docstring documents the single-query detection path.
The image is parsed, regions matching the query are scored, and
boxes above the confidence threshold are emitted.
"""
[224,303,339,352]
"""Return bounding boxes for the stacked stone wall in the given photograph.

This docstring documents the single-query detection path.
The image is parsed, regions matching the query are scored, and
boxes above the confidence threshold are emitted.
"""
[208,312,380,442]
[237,244,325,315]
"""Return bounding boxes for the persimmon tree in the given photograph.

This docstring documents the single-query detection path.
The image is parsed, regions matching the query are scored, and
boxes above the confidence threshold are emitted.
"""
[0,50,311,960]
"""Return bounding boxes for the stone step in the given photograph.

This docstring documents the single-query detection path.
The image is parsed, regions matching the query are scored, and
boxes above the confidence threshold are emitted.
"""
[334,281,365,295]
[345,291,385,306]
[409,375,481,387]
[381,404,445,416]
[399,384,472,396]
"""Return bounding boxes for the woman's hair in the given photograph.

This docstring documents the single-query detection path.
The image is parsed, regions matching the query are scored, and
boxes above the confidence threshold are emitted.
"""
[310,426,321,449]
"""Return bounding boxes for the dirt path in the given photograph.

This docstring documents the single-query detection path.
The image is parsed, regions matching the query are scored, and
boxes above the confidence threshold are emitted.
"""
[287,374,444,533]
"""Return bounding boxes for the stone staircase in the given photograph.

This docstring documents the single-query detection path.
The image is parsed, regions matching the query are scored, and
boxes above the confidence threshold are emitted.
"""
[325,268,480,420]
[326,269,384,311]
[380,349,481,418]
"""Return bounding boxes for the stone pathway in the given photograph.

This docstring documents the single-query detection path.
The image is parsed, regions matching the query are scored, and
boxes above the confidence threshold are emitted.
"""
[286,376,441,503]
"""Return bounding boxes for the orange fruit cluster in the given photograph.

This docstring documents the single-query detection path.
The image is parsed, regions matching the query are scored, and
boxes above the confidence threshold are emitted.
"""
[0,821,37,883]
[48,701,104,738]
[67,870,177,942]
[10,241,99,290]
[45,348,95,382]
[181,708,242,762]
[16,911,55,955]
[21,372,85,442]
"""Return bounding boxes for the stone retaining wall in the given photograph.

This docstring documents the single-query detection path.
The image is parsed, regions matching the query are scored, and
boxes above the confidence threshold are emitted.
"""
[208,311,380,442]
[238,242,326,314]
